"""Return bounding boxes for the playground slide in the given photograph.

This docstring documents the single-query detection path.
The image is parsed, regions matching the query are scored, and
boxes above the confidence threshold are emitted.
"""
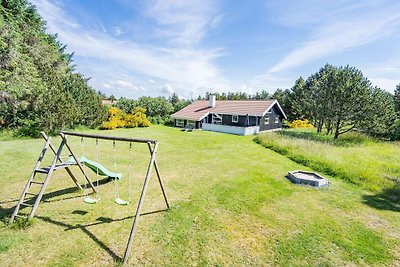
[67,156,122,180]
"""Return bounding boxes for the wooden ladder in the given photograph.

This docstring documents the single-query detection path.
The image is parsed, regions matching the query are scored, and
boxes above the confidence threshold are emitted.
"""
[10,133,95,223]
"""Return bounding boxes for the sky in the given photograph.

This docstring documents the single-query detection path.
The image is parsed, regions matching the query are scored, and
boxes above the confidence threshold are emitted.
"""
[31,0,400,99]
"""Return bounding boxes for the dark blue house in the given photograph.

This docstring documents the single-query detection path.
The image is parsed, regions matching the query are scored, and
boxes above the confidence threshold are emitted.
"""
[171,96,287,135]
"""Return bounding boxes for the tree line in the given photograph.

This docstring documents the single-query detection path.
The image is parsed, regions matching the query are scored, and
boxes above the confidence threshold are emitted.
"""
[107,70,400,141]
[194,65,400,140]
[284,65,400,139]
[1,1,399,140]
[110,94,191,125]
[0,0,106,136]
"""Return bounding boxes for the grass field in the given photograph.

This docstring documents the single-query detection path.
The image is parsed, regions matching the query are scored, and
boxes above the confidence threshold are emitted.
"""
[1,125,399,266]
[255,129,400,193]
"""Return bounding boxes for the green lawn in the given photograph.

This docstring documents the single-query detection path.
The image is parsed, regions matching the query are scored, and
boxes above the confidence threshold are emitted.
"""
[0,126,399,266]
[255,129,400,193]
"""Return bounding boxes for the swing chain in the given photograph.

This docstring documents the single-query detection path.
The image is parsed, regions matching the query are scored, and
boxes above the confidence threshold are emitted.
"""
[113,140,119,199]
[80,137,84,155]
[128,142,133,202]
[113,140,117,169]
[80,137,87,196]
[95,138,100,199]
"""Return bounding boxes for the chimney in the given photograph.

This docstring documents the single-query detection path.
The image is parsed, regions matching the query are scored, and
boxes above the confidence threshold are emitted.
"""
[209,95,216,109]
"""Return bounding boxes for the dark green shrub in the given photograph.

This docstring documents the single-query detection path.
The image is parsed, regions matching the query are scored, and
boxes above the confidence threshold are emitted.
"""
[14,119,42,138]
[389,119,400,141]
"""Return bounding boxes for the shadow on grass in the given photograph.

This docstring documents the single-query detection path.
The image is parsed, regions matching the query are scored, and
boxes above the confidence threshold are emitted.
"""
[65,209,168,230]
[0,177,113,221]
[362,186,400,212]
[37,215,121,262]
[0,186,80,221]
[0,185,80,206]
[36,208,168,262]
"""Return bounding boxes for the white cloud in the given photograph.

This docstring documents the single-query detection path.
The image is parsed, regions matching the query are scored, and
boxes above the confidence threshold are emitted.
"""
[102,80,147,92]
[245,1,400,92]
[31,0,230,98]
[239,84,254,95]
[251,73,294,92]
[143,0,223,45]
[32,0,80,31]
[266,1,378,27]
[114,26,124,36]
[210,13,225,28]
[100,23,107,33]
[267,1,400,73]
[161,84,174,95]
[364,61,400,92]
[369,78,398,92]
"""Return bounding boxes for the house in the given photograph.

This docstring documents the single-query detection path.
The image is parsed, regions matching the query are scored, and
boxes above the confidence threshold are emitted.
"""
[101,99,118,105]
[171,95,287,135]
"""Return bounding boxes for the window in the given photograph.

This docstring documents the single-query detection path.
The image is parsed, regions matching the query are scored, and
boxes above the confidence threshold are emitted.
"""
[212,113,222,124]
[232,115,238,123]
[188,120,195,127]
[275,117,279,123]
[264,117,269,124]
[176,119,184,127]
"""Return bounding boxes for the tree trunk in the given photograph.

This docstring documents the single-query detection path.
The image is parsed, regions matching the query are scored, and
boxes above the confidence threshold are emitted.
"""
[317,118,324,133]
[334,117,341,139]
[326,119,332,135]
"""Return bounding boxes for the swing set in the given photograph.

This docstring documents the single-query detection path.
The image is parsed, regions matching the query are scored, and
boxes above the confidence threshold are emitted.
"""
[10,131,170,265]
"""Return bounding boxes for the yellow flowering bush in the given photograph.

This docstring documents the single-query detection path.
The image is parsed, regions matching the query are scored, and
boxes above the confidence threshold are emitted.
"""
[288,119,314,128]
[100,107,151,130]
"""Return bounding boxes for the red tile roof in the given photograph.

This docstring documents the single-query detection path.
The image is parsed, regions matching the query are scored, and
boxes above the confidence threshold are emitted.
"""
[171,100,285,121]
[171,101,212,120]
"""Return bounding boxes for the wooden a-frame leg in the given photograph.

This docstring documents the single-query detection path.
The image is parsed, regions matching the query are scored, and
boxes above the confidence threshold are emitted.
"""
[40,132,82,190]
[122,142,159,265]
[59,133,97,194]
[147,142,170,209]
[29,140,65,219]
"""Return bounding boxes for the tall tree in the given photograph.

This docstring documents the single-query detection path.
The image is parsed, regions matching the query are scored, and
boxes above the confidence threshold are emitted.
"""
[286,76,309,121]
[271,88,285,103]
[286,64,397,139]
[330,66,371,138]
[360,87,397,138]
[394,83,400,115]
[137,96,173,118]
[0,0,106,135]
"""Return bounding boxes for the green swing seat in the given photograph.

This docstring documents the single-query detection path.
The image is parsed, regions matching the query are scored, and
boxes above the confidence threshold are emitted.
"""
[84,197,100,204]
[114,197,129,205]
[68,155,128,205]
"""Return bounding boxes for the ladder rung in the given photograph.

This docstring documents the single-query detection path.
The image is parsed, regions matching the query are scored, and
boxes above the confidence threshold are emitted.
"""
[25,192,36,196]
[31,181,44,185]
[20,203,33,207]
[14,214,28,218]
[36,162,75,173]
[35,168,49,174]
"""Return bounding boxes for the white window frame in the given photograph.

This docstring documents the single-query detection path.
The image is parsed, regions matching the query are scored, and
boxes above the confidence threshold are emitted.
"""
[212,113,222,125]
[232,115,238,123]
[264,117,269,125]
[274,117,279,123]
[176,119,184,127]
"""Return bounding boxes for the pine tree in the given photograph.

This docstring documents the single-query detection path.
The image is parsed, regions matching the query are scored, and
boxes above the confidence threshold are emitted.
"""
[394,83,400,115]
[0,0,106,135]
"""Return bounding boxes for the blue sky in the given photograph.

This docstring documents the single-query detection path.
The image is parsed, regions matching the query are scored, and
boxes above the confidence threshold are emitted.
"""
[31,0,400,99]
